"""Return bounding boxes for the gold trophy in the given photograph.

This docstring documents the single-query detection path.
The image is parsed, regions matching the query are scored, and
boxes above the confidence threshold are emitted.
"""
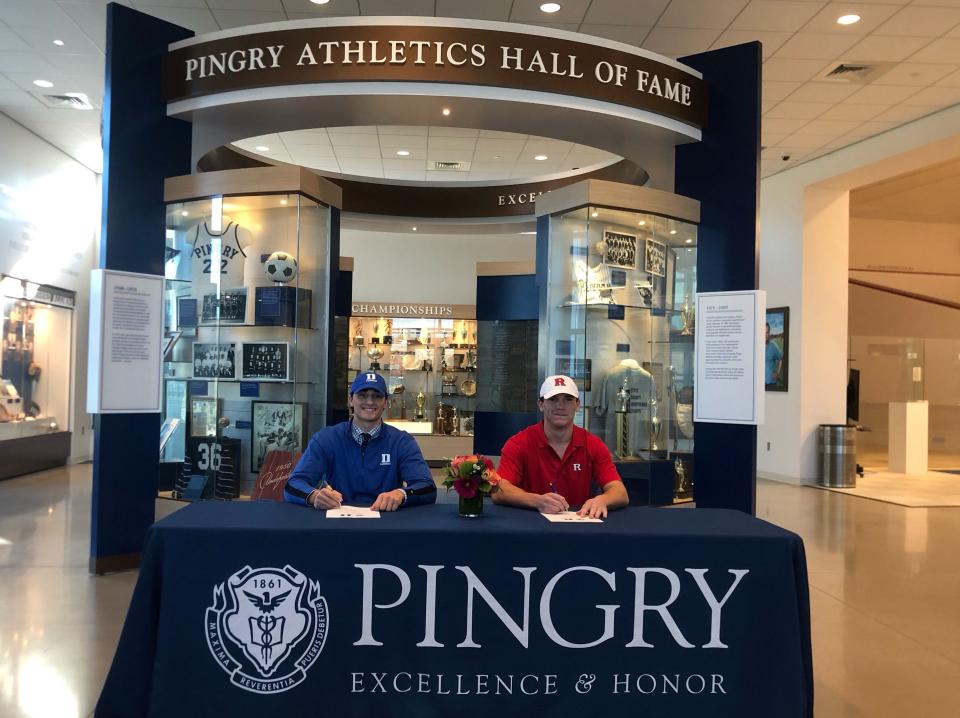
[366,345,383,371]
[615,377,631,459]
[353,319,365,346]
[649,396,662,451]
[415,391,426,420]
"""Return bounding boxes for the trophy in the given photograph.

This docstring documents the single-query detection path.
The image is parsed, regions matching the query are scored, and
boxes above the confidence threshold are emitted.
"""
[675,457,689,494]
[366,345,383,371]
[383,318,394,344]
[649,396,662,451]
[680,296,695,335]
[353,320,365,346]
[615,377,631,459]
[415,391,426,420]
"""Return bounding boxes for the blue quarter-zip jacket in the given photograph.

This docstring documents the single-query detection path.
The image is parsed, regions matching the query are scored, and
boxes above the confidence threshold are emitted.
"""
[283,421,436,508]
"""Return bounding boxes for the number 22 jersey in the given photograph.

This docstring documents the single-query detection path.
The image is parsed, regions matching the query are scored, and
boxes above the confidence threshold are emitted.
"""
[190,221,247,289]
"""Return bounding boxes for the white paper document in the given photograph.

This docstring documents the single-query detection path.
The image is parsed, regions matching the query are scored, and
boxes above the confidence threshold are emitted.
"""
[326,506,381,519]
[541,511,603,523]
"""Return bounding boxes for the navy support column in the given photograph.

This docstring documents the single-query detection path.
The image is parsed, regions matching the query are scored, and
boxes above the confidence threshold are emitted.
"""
[91,4,193,573]
[676,42,762,515]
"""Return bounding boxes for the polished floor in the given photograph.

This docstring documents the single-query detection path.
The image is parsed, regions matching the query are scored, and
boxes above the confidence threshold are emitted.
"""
[1,465,959,717]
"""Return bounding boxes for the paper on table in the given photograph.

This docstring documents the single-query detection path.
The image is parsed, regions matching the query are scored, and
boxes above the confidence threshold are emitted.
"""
[540,511,603,523]
[326,506,381,519]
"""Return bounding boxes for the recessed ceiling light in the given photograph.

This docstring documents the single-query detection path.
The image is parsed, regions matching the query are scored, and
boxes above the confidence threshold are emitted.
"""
[441,108,451,116]
[836,14,860,25]
[52,40,64,47]
[255,145,270,151]
[180,210,188,217]
[280,198,288,206]
[396,150,410,156]
[33,80,53,88]
[638,220,646,226]
[669,229,678,235]
[534,154,548,161]
[494,155,502,160]
[591,210,598,218]
[310,0,331,5]
[685,238,693,244]
[412,226,418,231]
[540,2,561,13]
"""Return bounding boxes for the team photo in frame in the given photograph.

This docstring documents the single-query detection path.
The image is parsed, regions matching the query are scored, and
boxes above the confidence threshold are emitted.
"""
[241,341,290,381]
[601,229,638,269]
[644,238,667,277]
[200,288,247,324]
[192,342,237,379]
[251,401,307,472]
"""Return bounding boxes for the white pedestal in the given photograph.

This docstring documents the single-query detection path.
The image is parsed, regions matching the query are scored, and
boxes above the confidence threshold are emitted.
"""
[888,401,928,474]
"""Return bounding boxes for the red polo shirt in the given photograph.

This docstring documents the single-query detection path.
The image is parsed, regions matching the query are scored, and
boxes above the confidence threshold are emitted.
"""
[498,422,621,508]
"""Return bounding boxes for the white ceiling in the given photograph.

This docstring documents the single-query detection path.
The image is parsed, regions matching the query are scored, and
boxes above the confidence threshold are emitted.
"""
[1,0,959,179]
[850,156,960,222]
[233,127,621,182]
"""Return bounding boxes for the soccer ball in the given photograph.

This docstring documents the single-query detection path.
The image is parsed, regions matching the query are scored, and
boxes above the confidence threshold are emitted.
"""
[264,251,297,283]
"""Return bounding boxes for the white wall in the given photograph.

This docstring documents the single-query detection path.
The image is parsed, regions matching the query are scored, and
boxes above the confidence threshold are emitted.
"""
[758,103,960,484]
[340,229,536,304]
[0,113,100,462]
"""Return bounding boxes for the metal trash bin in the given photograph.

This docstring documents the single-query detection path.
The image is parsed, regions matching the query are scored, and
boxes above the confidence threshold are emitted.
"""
[817,424,857,488]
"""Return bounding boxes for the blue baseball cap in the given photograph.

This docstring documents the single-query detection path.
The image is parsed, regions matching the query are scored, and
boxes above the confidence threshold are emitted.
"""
[350,372,387,396]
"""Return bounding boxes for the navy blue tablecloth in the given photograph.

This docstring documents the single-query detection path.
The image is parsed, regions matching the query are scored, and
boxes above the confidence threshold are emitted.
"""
[96,501,812,718]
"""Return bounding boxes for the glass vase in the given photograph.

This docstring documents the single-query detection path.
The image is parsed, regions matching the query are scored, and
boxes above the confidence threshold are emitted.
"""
[458,493,483,518]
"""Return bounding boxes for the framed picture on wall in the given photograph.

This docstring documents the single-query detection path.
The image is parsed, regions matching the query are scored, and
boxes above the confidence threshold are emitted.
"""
[644,238,667,277]
[251,401,308,472]
[601,230,638,269]
[241,342,290,381]
[189,397,221,438]
[200,289,247,324]
[765,307,789,392]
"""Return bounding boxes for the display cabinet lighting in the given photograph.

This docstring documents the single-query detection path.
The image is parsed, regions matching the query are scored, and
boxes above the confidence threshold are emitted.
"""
[412,226,418,231]
[685,238,693,244]
[669,229,678,235]
[442,108,451,116]
[33,79,53,88]
[591,210,599,217]
[180,210,188,217]
[836,14,861,25]
[540,3,561,13]
[638,219,646,226]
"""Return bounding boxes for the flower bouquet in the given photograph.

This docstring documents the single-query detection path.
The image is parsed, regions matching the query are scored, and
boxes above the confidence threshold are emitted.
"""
[443,454,500,517]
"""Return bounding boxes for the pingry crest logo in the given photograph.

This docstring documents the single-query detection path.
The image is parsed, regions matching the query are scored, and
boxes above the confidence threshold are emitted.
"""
[206,565,328,694]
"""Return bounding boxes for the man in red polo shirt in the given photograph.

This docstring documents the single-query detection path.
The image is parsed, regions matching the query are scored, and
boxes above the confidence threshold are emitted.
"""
[492,374,629,518]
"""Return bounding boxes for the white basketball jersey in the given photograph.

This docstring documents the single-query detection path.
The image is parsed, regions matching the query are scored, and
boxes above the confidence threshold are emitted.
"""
[190,222,247,289]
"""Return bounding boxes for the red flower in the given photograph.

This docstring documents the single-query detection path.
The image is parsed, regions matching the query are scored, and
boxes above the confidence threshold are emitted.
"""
[454,476,479,498]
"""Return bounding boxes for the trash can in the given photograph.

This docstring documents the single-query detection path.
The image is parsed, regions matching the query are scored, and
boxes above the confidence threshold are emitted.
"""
[817,424,857,488]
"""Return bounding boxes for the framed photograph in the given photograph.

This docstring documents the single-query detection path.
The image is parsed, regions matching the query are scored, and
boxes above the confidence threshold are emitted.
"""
[192,342,237,379]
[251,401,308,472]
[189,397,221,438]
[241,342,290,381]
[555,357,592,392]
[644,238,667,277]
[201,288,247,324]
[601,230,638,269]
[765,307,789,392]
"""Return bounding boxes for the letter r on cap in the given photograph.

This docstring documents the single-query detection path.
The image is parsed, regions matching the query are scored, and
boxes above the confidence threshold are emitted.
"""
[554,377,565,386]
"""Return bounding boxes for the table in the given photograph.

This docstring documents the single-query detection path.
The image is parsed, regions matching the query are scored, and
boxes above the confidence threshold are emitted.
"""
[96,501,812,718]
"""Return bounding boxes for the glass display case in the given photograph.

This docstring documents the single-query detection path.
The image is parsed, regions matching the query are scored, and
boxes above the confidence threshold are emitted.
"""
[0,277,74,479]
[161,171,339,500]
[346,316,478,437]
[538,182,699,503]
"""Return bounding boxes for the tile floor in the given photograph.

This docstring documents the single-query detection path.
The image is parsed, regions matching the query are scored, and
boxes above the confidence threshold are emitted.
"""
[1,465,959,717]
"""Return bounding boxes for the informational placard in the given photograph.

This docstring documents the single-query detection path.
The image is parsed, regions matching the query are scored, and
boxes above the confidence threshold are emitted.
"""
[693,290,765,425]
[87,269,164,413]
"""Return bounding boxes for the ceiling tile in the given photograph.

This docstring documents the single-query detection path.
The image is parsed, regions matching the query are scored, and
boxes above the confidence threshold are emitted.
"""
[937,67,960,87]
[328,125,377,134]
[763,57,828,82]
[132,6,219,33]
[779,132,834,149]
[642,27,722,57]
[873,62,958,86]
[379,136,428,151]
[0,88,47,109]
[762,80,804,101]
[801,3,902,35]
[334,145,383,159]
[13,19,102,55]
[845,83,922,104]
[510,0,592,24]
[764,100,833,119]
[428,136,477,151]
[904,84,960,104]
[382,158,428,171]
[774,32,859,60]
[816,102,884,120]
[40,52,104,76]
[385,170,427,181]
[359,0,435,14]
[129,0,207,7]
[799,117,862,134]
[0,75,15,90]
[285,146,337,160]
[472,151,519,163]
[659,0,751,30]
[378,125,429,136]
[869,104,943,123]
[327,132,378,144]
[0,1,64,25]
[520,22,581,32]
[280,129,331,145]
[729,1,824,33]
[284,0,360,17]
[436,0,513,21]
[475,138,527,152]
[0,51,59,75]
[428,127,480,137]
[761,131,789,145]
[0,25,30,52]
[211,10,287,28]
[712,30,793,58]
[57,2,110,51]
[786,81,860,102]
[842,34,931,63]
[909,38,960,64]
[578,24,650,46]
[762,117,810,134]
[582,0,668,26]
[872,6,960,37]
[205,0,284,9]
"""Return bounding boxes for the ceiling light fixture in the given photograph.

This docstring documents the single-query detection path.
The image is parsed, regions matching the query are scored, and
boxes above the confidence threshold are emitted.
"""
[53,40,64,47]
[280,198,288,206]
[836,14,861,25]
[638,220,646,226]
[534,154,548,161]
[412,226,418,231]
[255,145,270,151]
[33,80,53,88]
[669,229,678,235]
[685,238,693,244]
[591,210,599,218]
[540,2,561,13]
[441,108,451,116]
[396,150,410,156]
[309,0,331,5]
[181,210,188,217]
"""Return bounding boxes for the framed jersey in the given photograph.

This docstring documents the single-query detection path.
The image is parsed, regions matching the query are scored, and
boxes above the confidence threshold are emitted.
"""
[189,221,248,290]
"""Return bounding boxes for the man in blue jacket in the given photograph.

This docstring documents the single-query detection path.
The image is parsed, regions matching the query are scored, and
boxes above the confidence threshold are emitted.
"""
[284,372,436,511]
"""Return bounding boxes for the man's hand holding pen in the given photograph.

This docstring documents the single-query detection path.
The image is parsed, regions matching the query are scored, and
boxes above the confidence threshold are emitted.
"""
[309,482,343,510]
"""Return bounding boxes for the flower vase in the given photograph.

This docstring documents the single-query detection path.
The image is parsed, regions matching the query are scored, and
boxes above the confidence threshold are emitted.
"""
[458,493,483,518]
